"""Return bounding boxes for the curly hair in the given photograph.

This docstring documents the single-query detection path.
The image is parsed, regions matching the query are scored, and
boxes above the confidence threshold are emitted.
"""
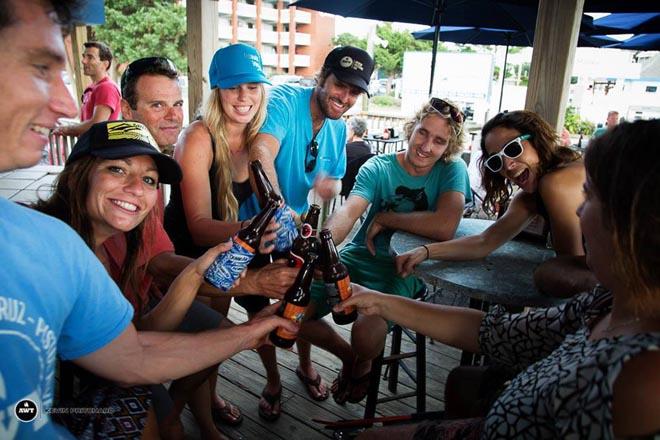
[478,110,581,214]
[403,99,465,162]
[584,120,660,317]
[32,156,151,316]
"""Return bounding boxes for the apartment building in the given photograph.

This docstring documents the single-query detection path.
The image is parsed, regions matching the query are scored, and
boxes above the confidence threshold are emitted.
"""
[217,0,335,77]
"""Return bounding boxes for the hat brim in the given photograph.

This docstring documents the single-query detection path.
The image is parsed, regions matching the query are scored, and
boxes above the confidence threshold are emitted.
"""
[214,73,271,89]
[91,145,182,184]
[332,70,370,97]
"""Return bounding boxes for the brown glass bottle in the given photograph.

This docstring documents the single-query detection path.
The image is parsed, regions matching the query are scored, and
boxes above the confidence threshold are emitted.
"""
[270,254,317,348]
[288,204,321,268]
[249,159,282,206]
[204,199,278,291]
[319,229,357,324]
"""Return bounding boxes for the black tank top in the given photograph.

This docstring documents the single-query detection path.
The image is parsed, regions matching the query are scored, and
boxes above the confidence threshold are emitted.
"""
[164,130,253,258]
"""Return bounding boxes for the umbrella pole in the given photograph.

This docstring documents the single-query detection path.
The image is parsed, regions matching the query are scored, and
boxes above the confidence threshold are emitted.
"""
[498,37,510,112]
[428,0,444,97]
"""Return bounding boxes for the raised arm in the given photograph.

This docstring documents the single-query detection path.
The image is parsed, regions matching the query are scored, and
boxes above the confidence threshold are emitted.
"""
[249,132,282,195]
[73,305,296,386]
[337,284,484,353]
[396,191,536,276]
[324,194,370,245]
[175,121,243,247]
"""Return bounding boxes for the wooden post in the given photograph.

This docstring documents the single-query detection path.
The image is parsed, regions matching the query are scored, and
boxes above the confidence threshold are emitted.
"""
[70,25,90,109]
[524,0,584,130]
[187,0,219,119]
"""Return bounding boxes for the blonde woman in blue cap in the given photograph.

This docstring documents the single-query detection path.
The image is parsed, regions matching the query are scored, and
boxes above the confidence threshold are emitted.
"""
[164,43,301,421]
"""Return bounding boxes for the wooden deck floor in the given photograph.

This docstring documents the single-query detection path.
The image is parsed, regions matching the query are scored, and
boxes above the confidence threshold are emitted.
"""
[181,299,462,439]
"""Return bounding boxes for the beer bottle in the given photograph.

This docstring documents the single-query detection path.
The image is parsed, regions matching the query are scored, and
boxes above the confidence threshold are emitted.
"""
[270,253,318,348]
[250,159,282,206]
[288,204,321,268]
[249,159,297,252]
[205,199,278,291]
[319,229,357,324]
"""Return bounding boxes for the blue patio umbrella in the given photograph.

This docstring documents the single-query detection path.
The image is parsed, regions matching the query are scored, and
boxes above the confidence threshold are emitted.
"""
[412,25,618,110]
[290,0,540,95]
[72,0,105,25]
[608,33,660,50]
[592,13,660,34]
[290,0,653,96]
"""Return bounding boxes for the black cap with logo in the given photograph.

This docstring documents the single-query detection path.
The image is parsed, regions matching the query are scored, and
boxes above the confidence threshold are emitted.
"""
[323,46,375,96]
[67,121,182,184]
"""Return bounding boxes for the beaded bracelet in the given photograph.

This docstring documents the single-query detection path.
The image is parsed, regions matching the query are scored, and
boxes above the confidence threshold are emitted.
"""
[422,244,430,260]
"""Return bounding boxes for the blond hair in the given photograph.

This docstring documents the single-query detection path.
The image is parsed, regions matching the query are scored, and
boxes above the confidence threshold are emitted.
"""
[202,85,267,221]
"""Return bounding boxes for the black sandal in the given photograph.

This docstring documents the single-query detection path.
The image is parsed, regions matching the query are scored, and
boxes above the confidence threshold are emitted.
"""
[296,367,329,401]
[212,399,243,426]
[347,372,371,403]
[258,386,282,422]
[331,370,351,405]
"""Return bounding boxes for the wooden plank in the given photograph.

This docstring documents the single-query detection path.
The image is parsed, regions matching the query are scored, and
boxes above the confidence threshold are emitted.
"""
[524,0,585,129]
[186,0,218,119]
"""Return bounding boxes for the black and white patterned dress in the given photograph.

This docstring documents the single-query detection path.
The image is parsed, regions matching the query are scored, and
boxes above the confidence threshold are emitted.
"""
[479,286,660,439]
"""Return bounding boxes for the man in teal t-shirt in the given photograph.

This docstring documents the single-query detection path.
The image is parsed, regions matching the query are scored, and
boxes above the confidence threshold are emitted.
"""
[304,99,472,405]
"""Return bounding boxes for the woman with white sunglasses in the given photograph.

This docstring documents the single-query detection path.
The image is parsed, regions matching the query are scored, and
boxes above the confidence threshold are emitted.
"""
[396,110,596,298]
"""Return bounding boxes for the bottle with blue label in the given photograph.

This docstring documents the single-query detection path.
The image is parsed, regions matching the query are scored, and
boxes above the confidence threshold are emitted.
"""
[250,159,298,252]
[205,198,278,291]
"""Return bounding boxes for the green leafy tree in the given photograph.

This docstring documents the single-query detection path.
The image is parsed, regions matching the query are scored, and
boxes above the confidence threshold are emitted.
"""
[374,23,436,83]
[333,33,367,50]
[564,106,595,135]
[93,0,187,72]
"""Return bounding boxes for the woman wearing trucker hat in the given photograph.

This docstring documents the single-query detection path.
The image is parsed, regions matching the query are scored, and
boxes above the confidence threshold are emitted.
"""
[34,120,240,438]
[164,43,301,421]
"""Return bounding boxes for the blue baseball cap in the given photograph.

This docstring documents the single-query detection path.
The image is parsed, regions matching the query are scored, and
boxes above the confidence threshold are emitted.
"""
[209,43,271,89]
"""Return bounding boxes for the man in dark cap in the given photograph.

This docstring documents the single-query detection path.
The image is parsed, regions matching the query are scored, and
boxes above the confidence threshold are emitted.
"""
[249,46,374,413]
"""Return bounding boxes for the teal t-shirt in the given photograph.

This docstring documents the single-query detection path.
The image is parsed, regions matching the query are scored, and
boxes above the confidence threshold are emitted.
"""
[259,85,347,215]
[309,153,471,319]
[349,153,472,256]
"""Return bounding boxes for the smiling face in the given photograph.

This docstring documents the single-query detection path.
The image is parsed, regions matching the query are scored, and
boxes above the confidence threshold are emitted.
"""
[0,0,78,172]
[483,126,540,193]
[219,82,263,126]
[86,156,159,243]
[122,74,183,148]
[402,113,452,176]
[315,74,362,120]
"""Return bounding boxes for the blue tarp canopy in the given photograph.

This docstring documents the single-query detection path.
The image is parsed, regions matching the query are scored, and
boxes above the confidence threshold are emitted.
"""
[593,13,660,34]
[72,0,105,26]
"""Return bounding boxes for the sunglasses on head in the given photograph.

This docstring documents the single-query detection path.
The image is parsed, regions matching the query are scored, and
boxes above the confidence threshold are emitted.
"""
[484,134,531,173]
[121,57,177,92]
[429,98,464,125]
[304,138,319,173]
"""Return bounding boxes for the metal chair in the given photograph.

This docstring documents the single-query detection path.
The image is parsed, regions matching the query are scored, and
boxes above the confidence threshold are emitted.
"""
[363,287,428,418]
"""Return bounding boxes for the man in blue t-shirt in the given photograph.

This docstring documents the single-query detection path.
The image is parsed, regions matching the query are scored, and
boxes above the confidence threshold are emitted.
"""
[249,46,375,408]
[0,4,295,438]
[304,99,472,405]
[252,45,375,215]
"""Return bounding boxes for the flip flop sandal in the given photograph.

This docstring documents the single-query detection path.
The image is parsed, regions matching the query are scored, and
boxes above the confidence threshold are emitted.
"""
[347,372,371,404]
[258,386,282,422]
[331,370,351,405]
[296,367,330,401]
[212,399,244,426]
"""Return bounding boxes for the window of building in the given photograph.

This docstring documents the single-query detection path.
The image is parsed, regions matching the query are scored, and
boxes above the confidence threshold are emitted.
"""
[645,86,657,93]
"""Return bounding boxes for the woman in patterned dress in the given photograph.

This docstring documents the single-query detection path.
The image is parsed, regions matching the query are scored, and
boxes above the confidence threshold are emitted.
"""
[337,119,660,439]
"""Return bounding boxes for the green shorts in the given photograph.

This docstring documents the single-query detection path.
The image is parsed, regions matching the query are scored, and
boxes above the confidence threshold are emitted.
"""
[309,243,424,326]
